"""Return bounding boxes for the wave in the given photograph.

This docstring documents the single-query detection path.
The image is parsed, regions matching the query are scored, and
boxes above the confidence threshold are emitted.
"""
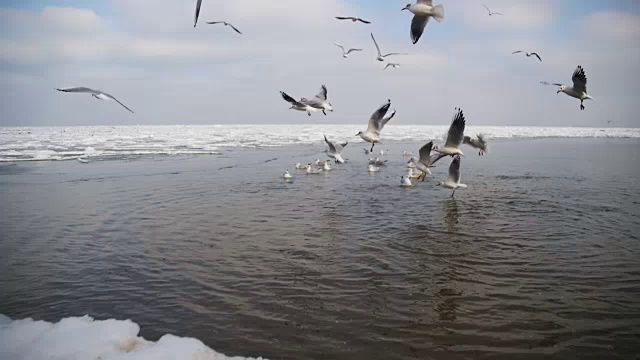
[0,314,266,360]
[1,125,638,162]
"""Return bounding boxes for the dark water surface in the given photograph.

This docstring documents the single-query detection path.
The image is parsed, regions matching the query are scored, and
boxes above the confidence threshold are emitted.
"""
[1,138,640,359]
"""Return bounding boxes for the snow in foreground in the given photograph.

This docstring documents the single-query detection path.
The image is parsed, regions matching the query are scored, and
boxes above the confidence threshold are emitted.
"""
[0,314,266,360]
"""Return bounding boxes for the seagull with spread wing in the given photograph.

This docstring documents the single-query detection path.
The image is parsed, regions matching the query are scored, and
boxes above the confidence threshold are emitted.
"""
[206,21,242,34]
[432,108,466,162]
[512,50,542,62]
[401,0,445,44]
[541,65,594,110]
[407,141,441,181]
[280,91,317,116]
[335,16,371,24]
[55,87,134,114]
[437,156,467,198]
[356,100,395,153]
[482,4,503,16]
[334,42,363,59]
[301,85,333,115]
[463,134,488,156]
[323,135,348,164]
[371,33,406,62]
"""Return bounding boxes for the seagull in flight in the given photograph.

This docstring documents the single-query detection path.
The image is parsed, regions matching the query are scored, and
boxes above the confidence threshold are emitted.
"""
[437,156,467,198]
[432,108,466,163]
[280,91,317,116]
[324,135,348,164]
[206,21,242,34]
[356,99,395,153]
[335,16,371,24]
[334,42,363,58]
[384,63,400,70]
[482,4,503,16]
[55,87,134,113]
[371,33,406,62]
[194,0,203,27]
[512,50,542,62]
[408,141,441,181]
[300,85,333,115]
[401,0,445,44]
[463,134,488,156]
[541,65,594,110]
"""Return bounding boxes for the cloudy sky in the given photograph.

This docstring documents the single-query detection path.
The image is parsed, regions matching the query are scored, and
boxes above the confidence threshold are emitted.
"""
[0,0,638,127]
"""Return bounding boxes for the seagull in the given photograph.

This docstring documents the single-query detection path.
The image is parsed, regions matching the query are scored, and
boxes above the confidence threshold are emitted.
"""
[482,4,503,16]
[432,108,466,162]
[283,170,293,180]
[335,16,371,24]
[368,165,380,172]
[324,135,348,164]
[407,167,422,179]
[401,175,413,187]
[402,150,414,157]
[408,141,440,181]
[371,33,406,62]
[314,159,323,166]
[301,85,333,115]
[322,161,333,171]
[463,134,489,156]
[512,50,542,62]
[306,164,324,175]
[384,63,400,70]
[77,156,90,164]
[334,42,363,58]
[55,87,134,113]
[206,21,242,34]
[280,91,317,116]
[401,1,445,44]
[541,65,594,110]
[368,157,388,166]
[194,0,203,27]
[295,162,310,170]
[437,156,467,198]
[357,100,395,153]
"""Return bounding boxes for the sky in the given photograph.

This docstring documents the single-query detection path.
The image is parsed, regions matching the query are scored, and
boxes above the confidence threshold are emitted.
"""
[0,0,638,127]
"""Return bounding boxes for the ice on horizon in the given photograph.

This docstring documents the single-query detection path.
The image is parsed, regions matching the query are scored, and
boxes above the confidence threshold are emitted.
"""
[0,314,266,360]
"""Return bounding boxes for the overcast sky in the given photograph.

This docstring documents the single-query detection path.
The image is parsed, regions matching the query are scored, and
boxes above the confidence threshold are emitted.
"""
[0,0,638,127]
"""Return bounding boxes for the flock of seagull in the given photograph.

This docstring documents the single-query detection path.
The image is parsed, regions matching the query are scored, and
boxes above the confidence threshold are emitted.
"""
[51,1,596,198]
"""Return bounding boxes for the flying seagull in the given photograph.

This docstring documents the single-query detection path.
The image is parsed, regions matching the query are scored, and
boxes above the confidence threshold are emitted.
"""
[408,141,441,181]
[206,21,242,34]
[482,4,503,16]
[356,99,395,153]
[335,16,371,24]
[194,0,203,27]
[301,85,333,115]
[334,42,363,58]
[463,134,488,156]
[280,91,317,116]
[371,33,406,62]
[541,65,594,110]
[512,50,542,62]
[437,156,467,198]
[401,0,445,44]
[432,108,466,163]
[384,63,400,70]
[323,135,348,164]
[55,87,134,113]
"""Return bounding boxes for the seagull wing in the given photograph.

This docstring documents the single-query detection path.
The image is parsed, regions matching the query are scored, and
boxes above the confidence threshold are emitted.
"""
[281,91,303,106]
[104,93,135,114]
[194,0,202,27]
[334,42,345,53]
[541,81,563,87]
[493,12,503,15]
[512,50,523,54]
[357,18,371,24]
[345,48,362,54]
[371,33,382,56]
[572,65,587,93]
[447,156,461,184]
[382,52,407,58]
[530,52,542,61]
[324,134,337,153]
[482,4,491,14]
[418,141,434,166]
[315,85,327,101]
[419,0,434,4]
[410,15,430,44]
[444,108,466,149]
[56,87,98,94]
[380,109,396,129]
[228,23,242,34]
[384,63,391,70]
[206,21,223,24]
[429,153,447,166]
[367,99,391,135]
[335,16,354,21]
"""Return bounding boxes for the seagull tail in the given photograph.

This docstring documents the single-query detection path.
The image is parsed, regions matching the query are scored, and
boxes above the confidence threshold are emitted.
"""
[432,5,445,22]
[586,95,594,101]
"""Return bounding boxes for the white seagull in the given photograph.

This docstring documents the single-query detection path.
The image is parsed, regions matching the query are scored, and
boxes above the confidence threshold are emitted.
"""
[322,161,332,171]
[356,100,395,153]
[206,21,242,34]
[306,164,324,175]
[384,63,400,70]
[437,156,467,198]
[295,162,310,170]
[368,164,380,172]
[401,175,413,187]
[324,134,348,164]
[301,85,333,115]
[542,65,594,110]
[512,50,542,62]
[401,0,445,44]
[280,91,317,116]
[463,134,489,156]
[335,16,371,24]
[371,33,406,62]
[194,0,203,27]
[283,170,293,180]
[408,141,440,181]
[407,167,422,179]
[432,108,466,162]
[334,42,363,58]
[482,4,503,16]
[55,87,134,113]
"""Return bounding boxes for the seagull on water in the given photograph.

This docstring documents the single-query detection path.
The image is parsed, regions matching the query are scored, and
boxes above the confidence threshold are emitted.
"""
[55,87,134,113]
[280,91,317,116]
[306,164,324,175]
[542,65,593,111]
[368,157,388,166]
[401,175,413,187]
[334,42,363,58]
[512,50,542,62]
[482,4,503,16]
[295,162,310,170]
[408,141,440,181]
[437,156,467,198]
[322,161,333,171]
[194,0,203,27]
[371,33,406,62]
[206,21,242,34]
[401,0,445,44]
[368,164,380,172]
[324,135,348,164]
[384,63,400,70]
[463,134,489,156]
[432,108,466,163]
[357,100,395,153]
[301,85,333,115]
[283,170,293,180]
[335,16,371,24]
